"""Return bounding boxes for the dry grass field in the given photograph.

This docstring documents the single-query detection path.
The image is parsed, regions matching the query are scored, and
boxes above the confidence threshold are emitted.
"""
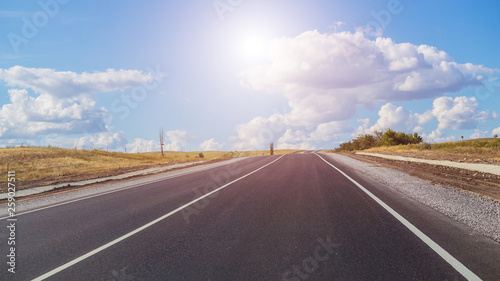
[0,146,301,191]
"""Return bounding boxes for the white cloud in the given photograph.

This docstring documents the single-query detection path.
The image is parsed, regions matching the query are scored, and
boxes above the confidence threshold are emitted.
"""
[422,130,456,143]
[0,65,192,153]
[277,129,314,150]
[0,66,159,142]
[0,66,154,98]
[126,138,159,153]
[0,89,107,139]
[235,30,495,149]
[231,113,351,150]
[355,103,423,136]
[493,127,500,137]
[0,64,171,151]
[232,114,286,150]
[241,31,491,123]
[310,121,351,142]
[42,129,193,153]
[199,138,225,151]
[87,129,193,153]
[469,129,489,139]
[75,131,128,150]
[164,130,194,151]
[431,96,491,130]
[74,129,194,153]
[355,95,494,141]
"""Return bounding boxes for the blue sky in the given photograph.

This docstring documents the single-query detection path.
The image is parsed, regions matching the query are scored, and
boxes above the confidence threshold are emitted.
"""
[0,0,499,152]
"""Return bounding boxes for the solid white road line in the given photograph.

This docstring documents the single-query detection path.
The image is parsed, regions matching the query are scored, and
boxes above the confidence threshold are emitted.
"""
[314,153,481,281]
[31,154,285,281]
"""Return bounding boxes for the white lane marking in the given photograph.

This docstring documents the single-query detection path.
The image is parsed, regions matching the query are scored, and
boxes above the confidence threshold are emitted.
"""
[314,153,481,281]
[31,155,285,281]
[0,158,248,220]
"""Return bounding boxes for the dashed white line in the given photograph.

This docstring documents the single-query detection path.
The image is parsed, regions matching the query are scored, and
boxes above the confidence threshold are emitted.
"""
[31,154,285,281]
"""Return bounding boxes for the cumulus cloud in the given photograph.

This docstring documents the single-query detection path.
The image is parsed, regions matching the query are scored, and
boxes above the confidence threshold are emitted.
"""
[355,103,424,136]
[232,114,287,150]
[0,89,107,139]
[422,130,456,143]
[309,121,352,142]
[493,127,500,137]
[39,129,194,153]
[235,30,495,149]
[276,129,312,149]
[0,66,158,142]
[126,138,159,153]
[275,121,351,149]
[231,112,351,150]
[355,96,494,143]
[469,129,489,139]
[241,31,491,122]
[75,131,128,150]
[200,138,225,151]
[430,96,492,130]
[74,129,194,153]
[0,66,154,98]
[164,130,194,151]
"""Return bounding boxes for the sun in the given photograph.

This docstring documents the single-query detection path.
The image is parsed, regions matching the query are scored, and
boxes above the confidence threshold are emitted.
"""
[239,33,268,61]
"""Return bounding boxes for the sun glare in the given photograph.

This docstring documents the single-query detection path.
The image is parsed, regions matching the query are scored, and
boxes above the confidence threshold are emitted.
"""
[239,33,268,61]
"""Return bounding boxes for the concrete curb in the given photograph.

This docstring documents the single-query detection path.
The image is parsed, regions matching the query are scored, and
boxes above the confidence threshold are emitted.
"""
[0,161,205,199]
[356,152,500,176]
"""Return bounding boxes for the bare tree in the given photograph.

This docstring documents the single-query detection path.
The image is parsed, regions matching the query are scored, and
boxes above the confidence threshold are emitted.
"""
[270,142,274,155]
[159,128,165,156]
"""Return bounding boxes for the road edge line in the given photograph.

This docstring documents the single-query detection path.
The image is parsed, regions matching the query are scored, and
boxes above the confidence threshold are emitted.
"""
[314,153,481,281]
[31,154,285,281]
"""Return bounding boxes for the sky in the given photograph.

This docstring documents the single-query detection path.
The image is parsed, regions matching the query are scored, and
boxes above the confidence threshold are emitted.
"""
[0,0,499,152]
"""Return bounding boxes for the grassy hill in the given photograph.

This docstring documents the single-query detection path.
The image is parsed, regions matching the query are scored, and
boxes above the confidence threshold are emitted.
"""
[0,146,301,191]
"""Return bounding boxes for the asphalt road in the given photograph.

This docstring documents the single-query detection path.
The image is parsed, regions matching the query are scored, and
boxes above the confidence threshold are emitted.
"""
[2,153,500,280]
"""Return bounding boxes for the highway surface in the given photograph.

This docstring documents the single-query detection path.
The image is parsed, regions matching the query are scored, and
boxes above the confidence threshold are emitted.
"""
[2,153,500,280]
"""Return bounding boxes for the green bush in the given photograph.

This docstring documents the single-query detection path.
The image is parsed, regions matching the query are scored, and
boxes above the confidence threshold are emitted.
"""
[419,142,432,150]
[336,129,423,152]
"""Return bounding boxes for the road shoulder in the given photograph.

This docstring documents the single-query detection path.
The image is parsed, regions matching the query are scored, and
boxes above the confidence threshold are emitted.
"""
[323,152,500,244]
[0,157,251,209]
[346,152,500,202]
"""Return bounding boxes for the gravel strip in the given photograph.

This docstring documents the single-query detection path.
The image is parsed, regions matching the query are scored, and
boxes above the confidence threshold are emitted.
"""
[324,153,500,243]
